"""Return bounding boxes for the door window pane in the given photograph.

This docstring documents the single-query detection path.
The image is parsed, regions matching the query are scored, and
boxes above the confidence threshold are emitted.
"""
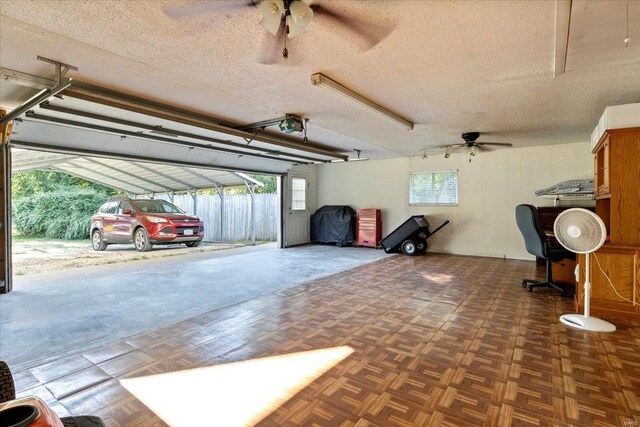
[291,178,306,211]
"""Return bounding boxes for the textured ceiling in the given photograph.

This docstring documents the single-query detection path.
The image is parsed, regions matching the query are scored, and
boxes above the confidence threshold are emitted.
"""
[1,0,639,160]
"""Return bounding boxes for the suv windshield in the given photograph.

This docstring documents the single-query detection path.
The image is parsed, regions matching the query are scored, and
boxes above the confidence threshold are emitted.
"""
[132,200,184,214]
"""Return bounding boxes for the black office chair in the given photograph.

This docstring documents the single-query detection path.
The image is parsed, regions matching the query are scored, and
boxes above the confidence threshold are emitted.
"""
[515,204,574,297]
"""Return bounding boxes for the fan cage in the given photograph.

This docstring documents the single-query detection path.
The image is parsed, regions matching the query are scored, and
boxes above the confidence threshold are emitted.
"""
[553,208,606,254]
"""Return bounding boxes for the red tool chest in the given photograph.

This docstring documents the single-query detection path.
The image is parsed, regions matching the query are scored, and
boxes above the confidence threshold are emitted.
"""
[356,209,382,248]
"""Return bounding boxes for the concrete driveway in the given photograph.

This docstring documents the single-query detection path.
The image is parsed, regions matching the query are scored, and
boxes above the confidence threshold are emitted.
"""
[0,244,388,371]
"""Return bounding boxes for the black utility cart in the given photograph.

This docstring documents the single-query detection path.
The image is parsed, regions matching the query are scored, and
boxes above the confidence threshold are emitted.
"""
[380,215,449,256]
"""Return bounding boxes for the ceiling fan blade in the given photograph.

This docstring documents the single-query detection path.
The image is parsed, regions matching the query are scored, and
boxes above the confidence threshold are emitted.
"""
[476,142,513,147]
[475,145,493,152]
[438,143,465,149]
[164,0,255,21]
[257,19,287,64]
[310,4,395,51]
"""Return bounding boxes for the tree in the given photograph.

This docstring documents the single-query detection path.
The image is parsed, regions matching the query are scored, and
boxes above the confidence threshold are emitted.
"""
[12,170,119,199]
[227,174,277,195]
[251,174,277,194]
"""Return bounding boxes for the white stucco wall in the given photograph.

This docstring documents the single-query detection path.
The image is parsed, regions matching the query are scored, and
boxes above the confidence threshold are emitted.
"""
[317,141,594,260]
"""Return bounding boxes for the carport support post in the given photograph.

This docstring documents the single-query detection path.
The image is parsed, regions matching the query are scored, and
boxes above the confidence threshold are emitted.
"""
[191,189,197,217]
[244,181,256,246]
[217,187,224,242]
[0,109,12,293]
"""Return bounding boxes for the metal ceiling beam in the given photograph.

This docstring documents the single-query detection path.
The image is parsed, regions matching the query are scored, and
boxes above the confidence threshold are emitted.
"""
[1,80,72,124]
[11,156,80,171]
[130,162,195,191]
[50,165,134,195]
[9,139,279,175]
[62,160,155,194]
[61,81,348,160]
[83,158,170,193]
[232,171,264,187]
[24,112,302,165]
[39,103,324,163]
[177,167,225,189]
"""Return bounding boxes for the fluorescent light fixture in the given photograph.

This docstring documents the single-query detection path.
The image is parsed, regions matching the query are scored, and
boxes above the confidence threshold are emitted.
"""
[329,157,369,163]
[310,73,414,131]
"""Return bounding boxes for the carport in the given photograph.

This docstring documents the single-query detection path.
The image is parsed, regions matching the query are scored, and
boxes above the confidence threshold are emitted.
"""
[11,148,266,244]
[1,65,347,293]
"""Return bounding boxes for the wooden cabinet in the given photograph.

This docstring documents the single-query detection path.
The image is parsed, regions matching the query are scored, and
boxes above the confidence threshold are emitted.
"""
[577,248,640,318]
[594,135,610,197]
[577,127,640,319]
[592,128,640,246]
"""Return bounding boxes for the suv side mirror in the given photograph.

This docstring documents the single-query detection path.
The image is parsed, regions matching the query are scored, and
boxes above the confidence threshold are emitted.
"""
[121,209,132,215]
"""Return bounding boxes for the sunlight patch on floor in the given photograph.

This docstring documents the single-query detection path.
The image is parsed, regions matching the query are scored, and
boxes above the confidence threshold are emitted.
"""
[120,346,354,427]
[421,272,453,283]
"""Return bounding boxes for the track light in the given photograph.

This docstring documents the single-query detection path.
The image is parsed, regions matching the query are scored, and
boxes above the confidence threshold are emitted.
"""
[310,73,414,131]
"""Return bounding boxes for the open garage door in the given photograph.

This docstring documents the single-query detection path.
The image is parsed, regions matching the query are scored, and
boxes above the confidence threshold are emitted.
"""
[0,76,346,292]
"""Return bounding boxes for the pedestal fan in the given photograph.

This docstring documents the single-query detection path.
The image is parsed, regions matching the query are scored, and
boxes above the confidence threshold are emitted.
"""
[554,208,616,332]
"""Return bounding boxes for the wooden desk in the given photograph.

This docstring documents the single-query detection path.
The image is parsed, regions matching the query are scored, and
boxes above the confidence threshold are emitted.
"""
[552,257,577,286]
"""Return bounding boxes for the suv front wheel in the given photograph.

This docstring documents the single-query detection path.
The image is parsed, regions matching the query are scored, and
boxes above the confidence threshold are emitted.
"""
[92,230,108,251]
[134,228,153,252]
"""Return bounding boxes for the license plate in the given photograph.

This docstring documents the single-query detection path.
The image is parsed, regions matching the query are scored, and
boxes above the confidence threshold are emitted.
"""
[184,229,194,236]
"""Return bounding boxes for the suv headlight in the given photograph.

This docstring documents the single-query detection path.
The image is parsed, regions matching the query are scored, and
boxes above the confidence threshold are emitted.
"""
[147,216,168,223]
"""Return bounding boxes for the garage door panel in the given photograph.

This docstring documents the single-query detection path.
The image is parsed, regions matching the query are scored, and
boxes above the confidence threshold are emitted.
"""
[43,97,342,163]
[13,120,291,174]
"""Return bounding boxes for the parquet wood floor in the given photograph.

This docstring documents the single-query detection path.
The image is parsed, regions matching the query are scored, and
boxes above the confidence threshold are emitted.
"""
[12,253,640,426]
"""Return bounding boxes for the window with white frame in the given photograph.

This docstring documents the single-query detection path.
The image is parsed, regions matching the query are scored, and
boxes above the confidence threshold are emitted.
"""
[409,170,458,205]
[291,177,307,210]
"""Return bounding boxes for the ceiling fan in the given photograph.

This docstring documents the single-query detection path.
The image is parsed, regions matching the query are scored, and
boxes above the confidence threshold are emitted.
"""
[164,0,393,63]
[440,132,513,162]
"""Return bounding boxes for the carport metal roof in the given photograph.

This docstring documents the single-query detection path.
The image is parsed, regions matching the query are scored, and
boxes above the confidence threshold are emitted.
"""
[11,148,263,195]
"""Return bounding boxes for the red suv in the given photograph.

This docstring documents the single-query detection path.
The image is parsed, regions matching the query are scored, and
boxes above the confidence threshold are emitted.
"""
[91,197,204,252]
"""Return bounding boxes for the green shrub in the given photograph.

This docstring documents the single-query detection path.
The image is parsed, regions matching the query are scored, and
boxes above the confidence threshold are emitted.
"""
[13,188,109,240]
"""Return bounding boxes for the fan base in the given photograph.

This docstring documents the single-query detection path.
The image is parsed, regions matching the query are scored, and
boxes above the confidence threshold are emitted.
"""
[559,314,616,332]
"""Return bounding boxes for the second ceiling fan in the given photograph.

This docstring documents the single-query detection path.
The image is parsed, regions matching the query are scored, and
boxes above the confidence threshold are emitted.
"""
[441,132,513,162]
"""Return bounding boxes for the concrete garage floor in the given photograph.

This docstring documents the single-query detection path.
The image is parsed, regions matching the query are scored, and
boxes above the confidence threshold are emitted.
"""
[0,244,388,372]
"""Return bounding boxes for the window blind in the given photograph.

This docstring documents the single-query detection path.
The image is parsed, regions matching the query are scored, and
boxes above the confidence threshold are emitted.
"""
[409,171,458,205]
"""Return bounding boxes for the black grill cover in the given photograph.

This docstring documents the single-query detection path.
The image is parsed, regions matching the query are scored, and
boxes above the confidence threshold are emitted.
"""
[310,205,356,244]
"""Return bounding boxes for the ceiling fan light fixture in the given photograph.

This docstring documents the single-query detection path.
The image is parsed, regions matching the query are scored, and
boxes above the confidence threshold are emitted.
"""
[286,15,306,38]
[258,0,285,21]
[259,16,281,35]
[289,0,313,28]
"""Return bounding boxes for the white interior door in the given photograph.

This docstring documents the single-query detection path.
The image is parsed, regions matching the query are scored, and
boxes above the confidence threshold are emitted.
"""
[284,174,309,247]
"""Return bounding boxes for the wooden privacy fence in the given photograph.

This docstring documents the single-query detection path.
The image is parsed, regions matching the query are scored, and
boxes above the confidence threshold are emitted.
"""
[158,193,278,242]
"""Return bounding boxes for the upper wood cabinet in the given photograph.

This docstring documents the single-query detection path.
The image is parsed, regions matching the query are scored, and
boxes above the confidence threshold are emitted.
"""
[592,128,640,246]
[594,135,610,197]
